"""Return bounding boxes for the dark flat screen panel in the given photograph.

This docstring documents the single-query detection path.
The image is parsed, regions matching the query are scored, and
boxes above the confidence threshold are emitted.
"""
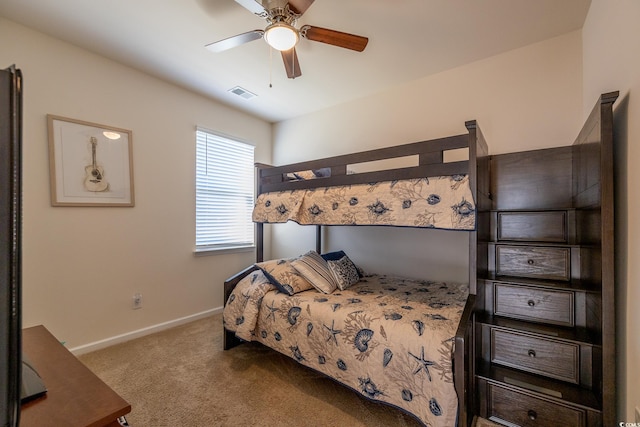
[0,66,22,427]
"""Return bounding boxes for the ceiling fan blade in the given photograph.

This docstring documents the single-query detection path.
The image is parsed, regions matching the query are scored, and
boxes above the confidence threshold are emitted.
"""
[234,0,266,16]
[281,48,302,79]
[301,26,368,52]
[287,0,315,16]
[205,30,264,53]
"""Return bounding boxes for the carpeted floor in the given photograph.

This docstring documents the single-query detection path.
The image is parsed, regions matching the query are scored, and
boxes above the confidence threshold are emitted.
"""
[79,314,500,427]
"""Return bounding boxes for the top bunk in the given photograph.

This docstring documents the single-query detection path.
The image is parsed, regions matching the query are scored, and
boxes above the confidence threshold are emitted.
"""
[253,120,489,231]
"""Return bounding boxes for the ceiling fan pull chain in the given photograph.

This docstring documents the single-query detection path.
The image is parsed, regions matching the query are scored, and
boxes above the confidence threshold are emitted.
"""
[269,45,273,88]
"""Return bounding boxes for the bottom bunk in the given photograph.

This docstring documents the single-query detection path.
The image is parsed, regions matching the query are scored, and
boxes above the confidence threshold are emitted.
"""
[222,252,474,427]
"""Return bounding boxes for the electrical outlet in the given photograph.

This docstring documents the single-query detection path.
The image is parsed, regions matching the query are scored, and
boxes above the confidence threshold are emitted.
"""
[635,406,640,423]
[132,293,142,309]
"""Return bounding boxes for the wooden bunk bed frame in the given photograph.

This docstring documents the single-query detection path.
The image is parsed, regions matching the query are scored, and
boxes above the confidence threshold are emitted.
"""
[224,120,489,427]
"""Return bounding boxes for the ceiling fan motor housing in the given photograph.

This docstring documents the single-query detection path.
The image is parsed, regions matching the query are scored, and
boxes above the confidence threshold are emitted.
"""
[265,5,300,25]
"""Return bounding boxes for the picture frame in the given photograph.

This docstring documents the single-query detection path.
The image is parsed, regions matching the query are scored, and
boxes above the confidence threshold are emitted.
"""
[47,115,135,207]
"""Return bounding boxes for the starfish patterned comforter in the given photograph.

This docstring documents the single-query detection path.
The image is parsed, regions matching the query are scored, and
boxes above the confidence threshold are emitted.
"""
[223,272,469,427]
[252,175,476,231]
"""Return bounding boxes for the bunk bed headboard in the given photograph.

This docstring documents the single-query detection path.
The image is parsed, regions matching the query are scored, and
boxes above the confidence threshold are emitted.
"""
[254,121,489,291]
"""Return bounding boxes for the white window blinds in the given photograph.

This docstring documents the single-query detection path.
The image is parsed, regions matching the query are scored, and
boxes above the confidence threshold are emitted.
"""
[196,129,255,251]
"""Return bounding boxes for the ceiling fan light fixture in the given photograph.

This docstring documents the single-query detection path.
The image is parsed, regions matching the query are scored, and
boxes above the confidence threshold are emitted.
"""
[264,23,298,51]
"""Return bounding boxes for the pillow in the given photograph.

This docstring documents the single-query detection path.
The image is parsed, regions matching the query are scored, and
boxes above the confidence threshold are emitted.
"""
[256,258,314,295]
[321,250,363,277]
[320,250,348,262]
[322,251,360,290]
[291,250,338,294]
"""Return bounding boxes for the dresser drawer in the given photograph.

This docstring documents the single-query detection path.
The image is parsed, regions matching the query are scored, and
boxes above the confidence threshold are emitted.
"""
[496,245,570,281]
[488,383,586,427]
[494,283,574,326]
[498,211,567,243]
[491,328,579,383]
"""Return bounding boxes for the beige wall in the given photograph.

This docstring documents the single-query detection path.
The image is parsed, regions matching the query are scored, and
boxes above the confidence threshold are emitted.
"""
[271,31,584,282]
[0,18,272,351]
[582,0,640,422]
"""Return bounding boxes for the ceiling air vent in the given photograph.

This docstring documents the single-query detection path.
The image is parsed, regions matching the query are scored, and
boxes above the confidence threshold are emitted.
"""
[228,86,257,100]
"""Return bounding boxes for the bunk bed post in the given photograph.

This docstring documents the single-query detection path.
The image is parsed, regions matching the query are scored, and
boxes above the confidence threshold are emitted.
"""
[465,120,490,296]
[315,225,322,254]
[596,92,617,426]
[255,163,270,263]
[460,120,489,427]
[256,223,264,262]
[571,91,618,426]
[455,294,475,427]
[466,121,479,296]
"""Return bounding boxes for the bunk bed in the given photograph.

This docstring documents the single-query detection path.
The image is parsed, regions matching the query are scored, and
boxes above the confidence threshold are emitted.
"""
[223,121,490,427]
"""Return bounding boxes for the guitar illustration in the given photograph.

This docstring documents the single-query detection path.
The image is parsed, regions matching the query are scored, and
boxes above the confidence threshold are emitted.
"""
[84,137,109,192]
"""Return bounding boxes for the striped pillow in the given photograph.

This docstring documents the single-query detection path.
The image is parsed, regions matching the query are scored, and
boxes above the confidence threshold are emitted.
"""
[291,250,338,294]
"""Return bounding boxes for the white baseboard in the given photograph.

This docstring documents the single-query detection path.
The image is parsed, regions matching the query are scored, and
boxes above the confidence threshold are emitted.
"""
[69,306,223,355]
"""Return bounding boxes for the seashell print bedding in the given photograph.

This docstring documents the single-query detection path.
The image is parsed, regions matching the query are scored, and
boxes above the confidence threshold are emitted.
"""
[223,273,469,427]
[252,175,476,230]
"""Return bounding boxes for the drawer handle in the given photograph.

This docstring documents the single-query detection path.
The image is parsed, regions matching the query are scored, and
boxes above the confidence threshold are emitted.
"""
[527,299,536,307]
[528,349,536,358]
[528,409,537,421]
[527,259,535,265]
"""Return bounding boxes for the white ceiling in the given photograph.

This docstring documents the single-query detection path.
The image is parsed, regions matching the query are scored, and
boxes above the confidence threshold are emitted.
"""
[0,0,591,123]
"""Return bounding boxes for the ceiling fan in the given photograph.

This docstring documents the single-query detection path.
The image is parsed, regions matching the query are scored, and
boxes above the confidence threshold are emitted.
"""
[205,0,368,79]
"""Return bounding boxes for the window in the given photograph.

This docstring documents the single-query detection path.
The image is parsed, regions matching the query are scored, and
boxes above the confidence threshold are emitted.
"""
[195,128,255,252]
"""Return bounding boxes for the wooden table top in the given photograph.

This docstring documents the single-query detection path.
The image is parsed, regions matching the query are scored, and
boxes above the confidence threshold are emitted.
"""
[20,325,131,427]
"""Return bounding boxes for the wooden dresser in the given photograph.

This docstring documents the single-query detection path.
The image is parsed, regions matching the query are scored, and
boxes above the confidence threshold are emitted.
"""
[473,92,618,427]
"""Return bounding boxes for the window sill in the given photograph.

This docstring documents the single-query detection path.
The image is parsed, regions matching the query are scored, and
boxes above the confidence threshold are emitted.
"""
[194,245,255,257]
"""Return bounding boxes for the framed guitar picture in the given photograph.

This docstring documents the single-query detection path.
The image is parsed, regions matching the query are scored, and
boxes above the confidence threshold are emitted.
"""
[47,115,134,206]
